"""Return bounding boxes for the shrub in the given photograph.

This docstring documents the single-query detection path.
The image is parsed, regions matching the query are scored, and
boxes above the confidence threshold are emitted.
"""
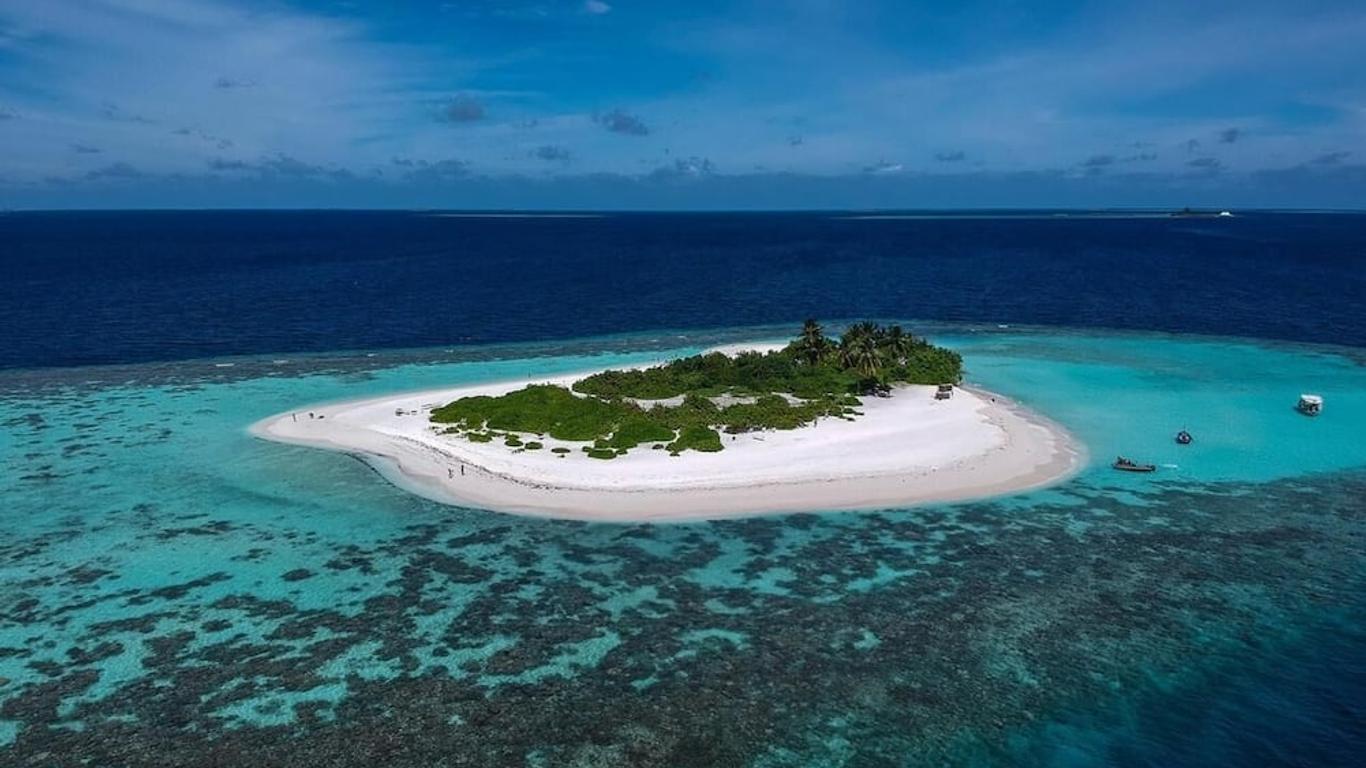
[431,385,624,441]
[524,441,543,450]
[551,446,570,454]
[429,322,963,455]
[667,425,722,453]
[606,414,675,450]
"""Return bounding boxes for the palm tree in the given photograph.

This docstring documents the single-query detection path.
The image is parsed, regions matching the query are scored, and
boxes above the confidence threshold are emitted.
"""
[840,333,882,382]
[882,324,912,363]
[849,321,881,342]
[839,322,873,351]
[796,318,830,365]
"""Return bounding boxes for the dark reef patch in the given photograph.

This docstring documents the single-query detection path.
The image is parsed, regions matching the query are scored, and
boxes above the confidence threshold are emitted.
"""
[0,468,1362,766]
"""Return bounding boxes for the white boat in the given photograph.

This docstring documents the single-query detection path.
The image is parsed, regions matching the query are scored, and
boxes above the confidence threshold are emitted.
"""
[1297,394,1323,416]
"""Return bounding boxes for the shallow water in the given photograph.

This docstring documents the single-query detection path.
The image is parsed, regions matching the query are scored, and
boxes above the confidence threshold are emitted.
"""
[1,326,1364,766]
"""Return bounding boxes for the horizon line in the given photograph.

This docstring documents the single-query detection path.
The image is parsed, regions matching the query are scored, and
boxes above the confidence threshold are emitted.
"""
[5,206,1365,214]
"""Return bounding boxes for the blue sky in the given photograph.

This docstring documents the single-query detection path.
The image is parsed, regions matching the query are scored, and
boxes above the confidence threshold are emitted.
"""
[0,0,1363,208]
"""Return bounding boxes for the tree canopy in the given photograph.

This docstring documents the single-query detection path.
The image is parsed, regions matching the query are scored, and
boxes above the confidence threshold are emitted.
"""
[431,321,962,457]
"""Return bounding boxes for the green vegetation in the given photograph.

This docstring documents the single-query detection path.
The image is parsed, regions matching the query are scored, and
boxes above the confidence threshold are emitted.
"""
[667,425,723,454]
[604,413,675,450]
[431,385,621,441]
[430,320,962,456]
[574,319,960,399]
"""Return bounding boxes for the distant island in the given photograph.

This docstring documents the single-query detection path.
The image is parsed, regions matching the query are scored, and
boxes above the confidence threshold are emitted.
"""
[253,323,1081,521]
[1170,207,1234,218]
[430,321,962,458]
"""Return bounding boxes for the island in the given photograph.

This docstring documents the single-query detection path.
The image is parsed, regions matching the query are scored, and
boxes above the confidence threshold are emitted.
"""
[252,321,1084,521]
[1170,207,1235,218]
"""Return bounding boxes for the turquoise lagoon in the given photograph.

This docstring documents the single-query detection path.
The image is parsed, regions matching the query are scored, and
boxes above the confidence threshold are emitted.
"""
[1,326,1364,766]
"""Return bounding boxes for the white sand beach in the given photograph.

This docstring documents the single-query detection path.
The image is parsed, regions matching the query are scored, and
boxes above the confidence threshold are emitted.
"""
[251,348,1085,522]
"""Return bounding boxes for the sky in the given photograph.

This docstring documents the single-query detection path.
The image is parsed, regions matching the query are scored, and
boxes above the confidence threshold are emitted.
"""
[0,0,1363,209]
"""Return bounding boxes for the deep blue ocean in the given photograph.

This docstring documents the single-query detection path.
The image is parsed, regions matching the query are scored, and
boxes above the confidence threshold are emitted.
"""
[3,210,1365,369]
[1,211,1365,767]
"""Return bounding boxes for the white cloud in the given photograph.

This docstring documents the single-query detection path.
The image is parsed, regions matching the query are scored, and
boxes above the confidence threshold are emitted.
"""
[0,0,419,180]
[641,2,1366,176]
[1,0,1363,192]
